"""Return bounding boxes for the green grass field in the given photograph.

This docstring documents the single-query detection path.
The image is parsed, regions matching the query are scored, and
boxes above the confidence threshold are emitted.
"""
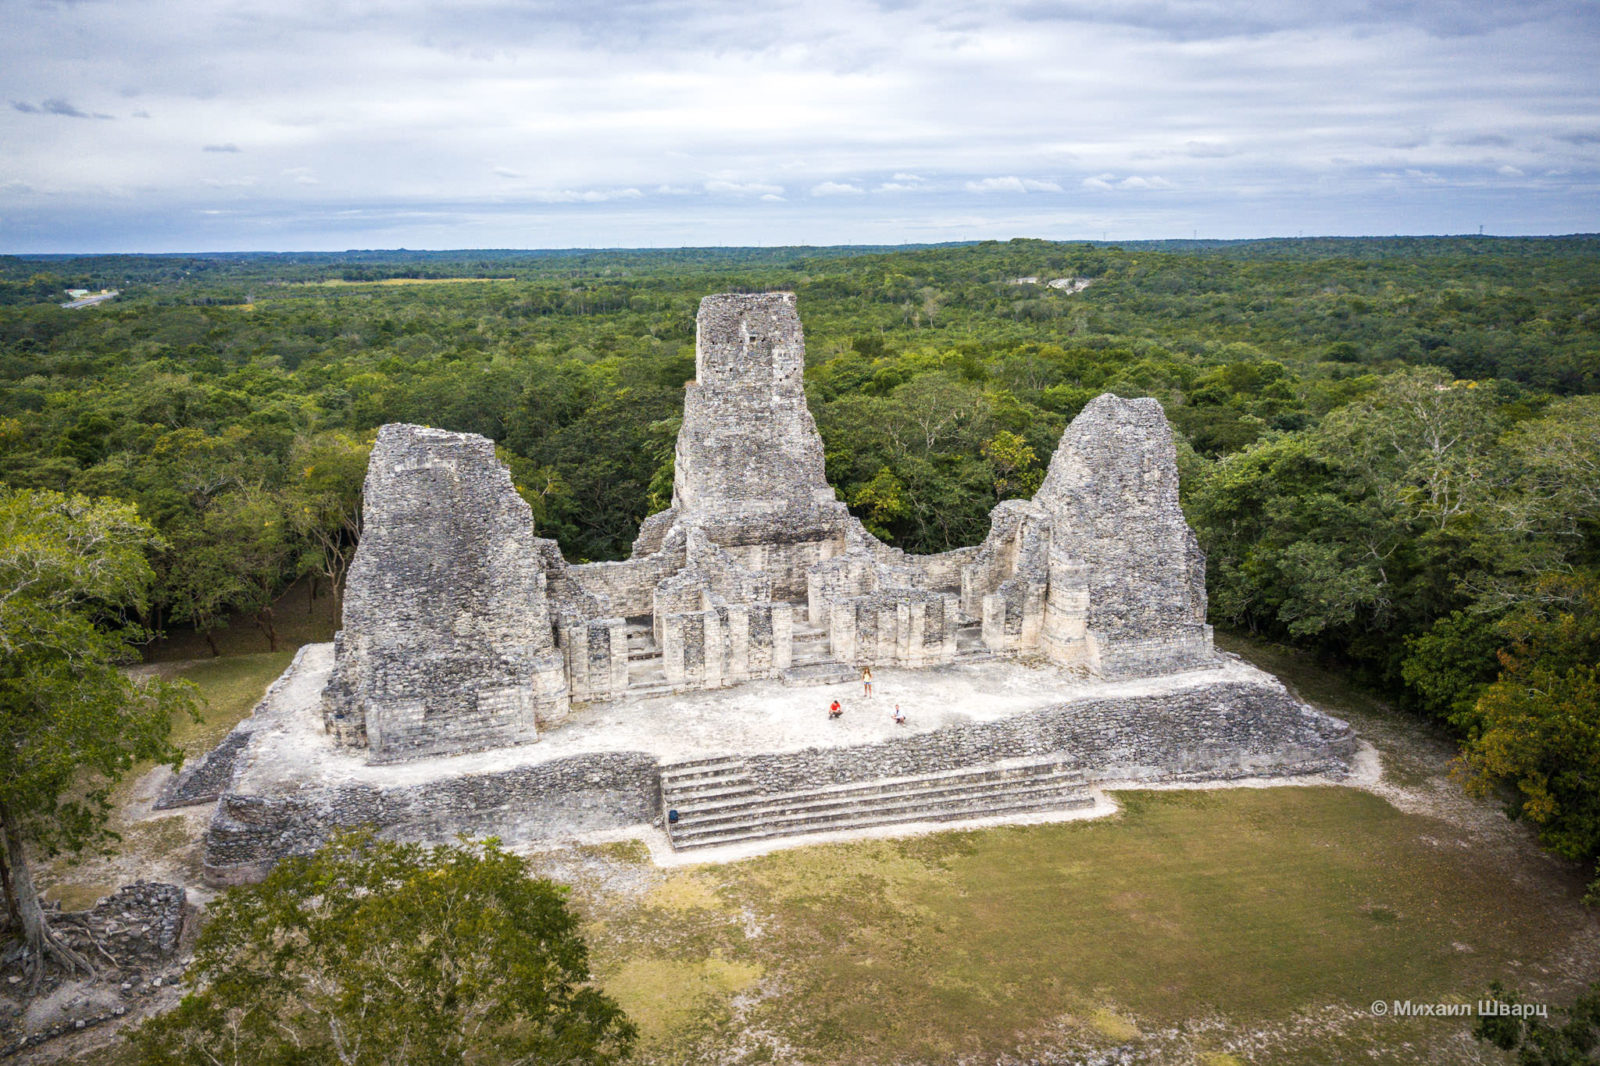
[563,781,1588,1065]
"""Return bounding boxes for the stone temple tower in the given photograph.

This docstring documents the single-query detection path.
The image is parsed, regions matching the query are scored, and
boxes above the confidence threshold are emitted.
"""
[672,292,838,518]
[321,426,569,762]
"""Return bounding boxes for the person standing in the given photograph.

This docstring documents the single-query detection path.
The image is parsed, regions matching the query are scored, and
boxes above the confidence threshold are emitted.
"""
[862,665,873,698]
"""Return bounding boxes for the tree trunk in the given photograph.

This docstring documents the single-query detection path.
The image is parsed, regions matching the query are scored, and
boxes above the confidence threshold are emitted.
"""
[205,629,221,658]
[0,836,20,930]
[0,801,93,987]
[256,608,279,652]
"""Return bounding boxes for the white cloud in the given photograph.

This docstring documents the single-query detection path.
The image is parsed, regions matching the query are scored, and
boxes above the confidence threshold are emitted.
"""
[965,176,1063,194]
[810,181,863,196]
[1497,164,1525,176]
[1403,168,1447,185]
[1083,174,1174,190]
[526,187,643,203]
[705,180,786,197]
[0,0,1594,249]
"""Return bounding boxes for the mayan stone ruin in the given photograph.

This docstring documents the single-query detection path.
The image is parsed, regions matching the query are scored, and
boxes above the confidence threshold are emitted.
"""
[187,291,1354,880]
[322,291,1217,761]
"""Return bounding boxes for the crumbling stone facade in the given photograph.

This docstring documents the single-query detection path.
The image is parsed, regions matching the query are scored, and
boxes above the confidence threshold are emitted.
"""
[323,292,1216,763]
[320,426,568,762]
[964,394,1214,678]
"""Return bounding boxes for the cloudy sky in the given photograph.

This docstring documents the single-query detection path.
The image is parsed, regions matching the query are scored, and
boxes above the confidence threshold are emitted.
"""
[2,0,1596,252]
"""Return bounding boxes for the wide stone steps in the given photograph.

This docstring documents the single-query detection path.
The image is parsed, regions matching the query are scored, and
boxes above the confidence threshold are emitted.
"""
[673,773,1089,833]
[670,760,1083,816]
[671,791,1094,850]
[782,661,857,686]
[660,756,1092,851]
[659,755,748,780]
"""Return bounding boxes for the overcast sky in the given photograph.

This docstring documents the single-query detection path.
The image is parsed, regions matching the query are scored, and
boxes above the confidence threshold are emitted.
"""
[2,0,1596,252]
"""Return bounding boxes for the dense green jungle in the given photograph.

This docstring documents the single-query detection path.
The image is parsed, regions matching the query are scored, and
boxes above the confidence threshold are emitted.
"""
[2,235,1598,893]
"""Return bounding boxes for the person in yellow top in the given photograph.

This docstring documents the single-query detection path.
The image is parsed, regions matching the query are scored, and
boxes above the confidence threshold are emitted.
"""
[862,666,873,698]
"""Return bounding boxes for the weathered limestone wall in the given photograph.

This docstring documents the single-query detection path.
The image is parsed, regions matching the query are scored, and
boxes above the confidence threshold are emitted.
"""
[321,425,568,762]
[740,680,1353,794]
[567,557,668,620]
[673,293,839,521]
[1039,545,1090,665]
[961,501,1035,617]
[204,750,659,885]
[713,530,846,602]
[660,603,794,689]
[853,532,975,593]
[807,555,879,625]
[958,395,1215,676]
[562,619,631,702]
[826,592,959,667]
[977,510,1051,653]
[1034,395,1212,677]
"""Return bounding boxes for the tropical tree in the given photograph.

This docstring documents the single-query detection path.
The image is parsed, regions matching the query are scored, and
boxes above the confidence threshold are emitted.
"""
[286,431,372,611]
[0,488,194,983]
[1458,571,1600,901]
[1474,980,1600,1064]
[129,832,637,1066]
[206,487,296,652]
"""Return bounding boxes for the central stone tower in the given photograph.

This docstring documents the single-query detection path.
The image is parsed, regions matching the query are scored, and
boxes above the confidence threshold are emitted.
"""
[635,292,858,602]
[673,293,838,518]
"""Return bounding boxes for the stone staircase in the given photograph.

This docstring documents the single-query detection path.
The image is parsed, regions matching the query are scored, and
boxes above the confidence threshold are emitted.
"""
[659,755,1093,851]
[624,623,674,697]
[783,616,856,686]
[954,621,995,662]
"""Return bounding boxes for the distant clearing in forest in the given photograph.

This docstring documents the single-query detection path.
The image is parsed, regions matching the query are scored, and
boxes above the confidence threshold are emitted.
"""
[306,276,516,286]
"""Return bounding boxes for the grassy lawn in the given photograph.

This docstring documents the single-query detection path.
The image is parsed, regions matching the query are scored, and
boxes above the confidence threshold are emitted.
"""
[567,784,1584,1065]
[550,632,1598,1065]
[160,651,295,755]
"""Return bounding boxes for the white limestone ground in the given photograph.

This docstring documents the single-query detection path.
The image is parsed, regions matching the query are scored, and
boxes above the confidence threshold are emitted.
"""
[220,642,1360,867]
[234,642,1272,795]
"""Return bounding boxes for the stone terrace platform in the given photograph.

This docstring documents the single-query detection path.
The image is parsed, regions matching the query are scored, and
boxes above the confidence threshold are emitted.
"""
[195,643,1355,883]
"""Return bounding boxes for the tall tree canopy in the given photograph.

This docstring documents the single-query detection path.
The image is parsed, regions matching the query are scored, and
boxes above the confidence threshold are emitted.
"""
[130,832,637,1066]
[0,488,194,980]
